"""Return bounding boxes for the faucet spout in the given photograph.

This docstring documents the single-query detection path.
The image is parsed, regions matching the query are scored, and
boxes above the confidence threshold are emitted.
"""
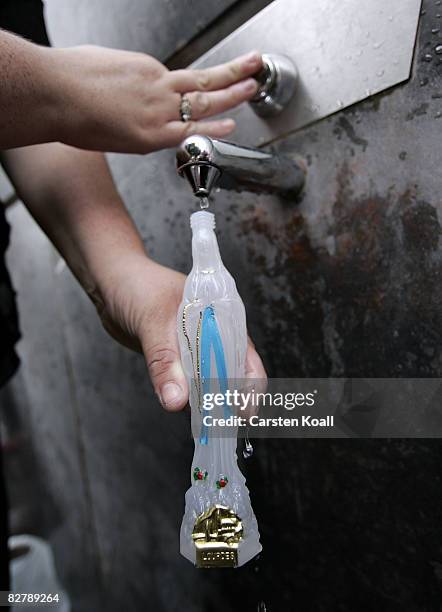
[176,135,305,200]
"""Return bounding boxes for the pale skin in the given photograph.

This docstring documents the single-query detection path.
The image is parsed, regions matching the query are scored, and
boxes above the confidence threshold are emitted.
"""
[0,29,267,410]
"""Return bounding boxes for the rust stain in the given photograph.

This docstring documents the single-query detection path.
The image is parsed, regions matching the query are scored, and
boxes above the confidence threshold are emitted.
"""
[235,162,442,377]
[333,117,369,151]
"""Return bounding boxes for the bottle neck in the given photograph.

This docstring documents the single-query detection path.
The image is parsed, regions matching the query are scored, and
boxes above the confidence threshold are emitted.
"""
[190,211,224,273]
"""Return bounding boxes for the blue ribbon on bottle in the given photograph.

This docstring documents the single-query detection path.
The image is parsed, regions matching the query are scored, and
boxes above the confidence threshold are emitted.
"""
[199,305,230,445]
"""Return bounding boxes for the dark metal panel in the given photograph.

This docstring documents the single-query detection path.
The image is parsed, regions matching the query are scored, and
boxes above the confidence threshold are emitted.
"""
[198,5,441,609]
[236,11,442,380]
[111,4,441,609]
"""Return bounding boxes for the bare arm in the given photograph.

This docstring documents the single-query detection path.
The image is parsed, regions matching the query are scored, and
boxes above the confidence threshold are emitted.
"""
[0,29,59,148]
[1,145,266,409]
[0,28,262,152]
[1,144,145,298]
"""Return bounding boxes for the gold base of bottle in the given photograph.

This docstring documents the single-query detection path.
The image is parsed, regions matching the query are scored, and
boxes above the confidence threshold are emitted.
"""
[192,505,243,568]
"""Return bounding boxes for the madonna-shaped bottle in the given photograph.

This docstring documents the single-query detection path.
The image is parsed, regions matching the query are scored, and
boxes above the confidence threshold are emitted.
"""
[177,210,261,568]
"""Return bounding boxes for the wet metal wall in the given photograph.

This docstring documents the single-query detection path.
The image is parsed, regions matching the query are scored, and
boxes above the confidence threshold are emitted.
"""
[1,1,441,611]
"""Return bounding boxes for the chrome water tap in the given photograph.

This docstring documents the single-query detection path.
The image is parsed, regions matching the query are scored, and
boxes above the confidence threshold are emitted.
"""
[176,135,305,199]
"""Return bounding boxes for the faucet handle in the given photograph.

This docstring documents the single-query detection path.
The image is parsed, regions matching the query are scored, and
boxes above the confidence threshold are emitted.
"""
[250,53,298,118]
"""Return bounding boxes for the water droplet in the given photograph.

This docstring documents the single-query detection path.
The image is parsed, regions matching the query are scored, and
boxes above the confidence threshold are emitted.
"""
[435,44,442,54]
[336,99,344,108]
[423,53,433,62]
[199,196,210,209]
[421,8,426,15]
[432,28,440,33]
[365,88,372,96]
[436,0,441,5]
[243,430,254,459]
[437,13,442,18]
[377,69,385,77]
[243,444,253,459]
[373,41,384,49]
[420,77,429,86]
[436,111,442,118]
[356,49,363,57]
[388,15,394,21]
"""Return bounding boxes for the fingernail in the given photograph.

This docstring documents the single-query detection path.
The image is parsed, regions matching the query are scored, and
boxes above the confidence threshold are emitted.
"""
[239,78,258,93]
[245,51,261,66]
[160,382,183,409]
[221,119,235,128]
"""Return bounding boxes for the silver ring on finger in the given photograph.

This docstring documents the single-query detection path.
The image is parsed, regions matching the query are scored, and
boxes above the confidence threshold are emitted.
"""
[180,94,192,122]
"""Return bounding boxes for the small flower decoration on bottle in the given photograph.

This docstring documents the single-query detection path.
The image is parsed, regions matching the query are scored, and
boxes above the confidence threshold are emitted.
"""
[216,476,229,489]
[193,467,208,482]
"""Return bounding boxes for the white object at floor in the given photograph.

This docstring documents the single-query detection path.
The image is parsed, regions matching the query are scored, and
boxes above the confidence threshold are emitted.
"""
[9,535,70,612]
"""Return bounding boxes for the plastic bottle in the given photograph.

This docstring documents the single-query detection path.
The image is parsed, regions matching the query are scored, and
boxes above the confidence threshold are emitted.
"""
[177,210,261,567]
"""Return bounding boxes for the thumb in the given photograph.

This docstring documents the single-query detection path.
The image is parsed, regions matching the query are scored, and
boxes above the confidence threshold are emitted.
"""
[142,327,189,412]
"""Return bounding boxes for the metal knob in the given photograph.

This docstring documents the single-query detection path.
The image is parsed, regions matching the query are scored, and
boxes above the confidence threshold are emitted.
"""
[250,53,298,118]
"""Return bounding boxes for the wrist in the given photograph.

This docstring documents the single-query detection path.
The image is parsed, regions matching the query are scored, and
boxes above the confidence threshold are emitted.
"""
[37,47,76,143]
[91,251,161,341]
[39,45,118,150]
[91,250,155,308]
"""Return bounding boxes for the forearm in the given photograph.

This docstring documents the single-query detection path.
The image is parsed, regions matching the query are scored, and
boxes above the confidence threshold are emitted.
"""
[0,29,60,148]
[1,144,148,306]
[0,144,267,407]
[0,30,261,154]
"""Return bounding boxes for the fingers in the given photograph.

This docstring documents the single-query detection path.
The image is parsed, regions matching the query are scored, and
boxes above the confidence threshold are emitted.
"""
[161,117,236,147]
[186,78,257,120]
[143,335,189,412]
[163,76,256,139]
[246,339,267,417]
[245,337,267,378]
[171,51,262,93]
[161,52,261,142]
[237,339,267,418]
[245,338,267,384]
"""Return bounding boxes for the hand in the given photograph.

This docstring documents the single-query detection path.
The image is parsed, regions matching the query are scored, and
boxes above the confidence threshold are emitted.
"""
[96,254,267,411]
[48,46,262,154]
